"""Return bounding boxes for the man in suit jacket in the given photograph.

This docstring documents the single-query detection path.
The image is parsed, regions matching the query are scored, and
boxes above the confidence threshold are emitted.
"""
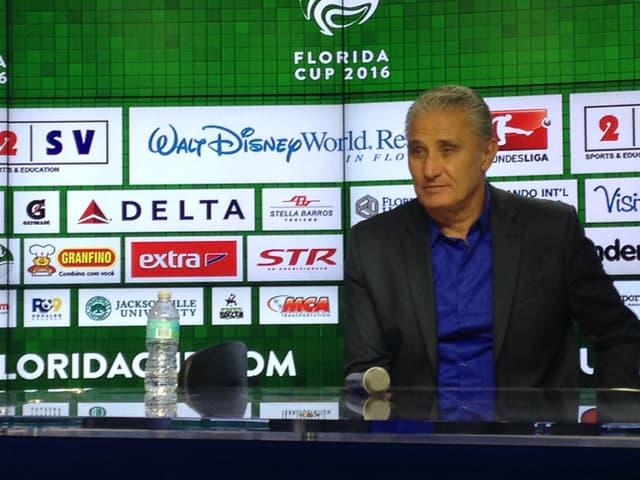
[344,85,640,395]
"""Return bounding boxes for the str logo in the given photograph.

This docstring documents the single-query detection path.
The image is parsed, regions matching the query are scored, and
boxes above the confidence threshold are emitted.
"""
[300,0,379,36]
[258,248,337,270]
[491,109,550,150]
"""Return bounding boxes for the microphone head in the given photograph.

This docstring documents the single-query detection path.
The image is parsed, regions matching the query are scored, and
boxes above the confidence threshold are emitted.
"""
[362,366,390,394]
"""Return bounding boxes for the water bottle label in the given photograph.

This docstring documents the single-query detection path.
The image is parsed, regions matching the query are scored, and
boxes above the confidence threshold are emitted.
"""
[147,319,179,340]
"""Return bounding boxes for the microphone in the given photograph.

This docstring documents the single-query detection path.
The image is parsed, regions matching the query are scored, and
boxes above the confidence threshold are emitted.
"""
[345,366,391,394]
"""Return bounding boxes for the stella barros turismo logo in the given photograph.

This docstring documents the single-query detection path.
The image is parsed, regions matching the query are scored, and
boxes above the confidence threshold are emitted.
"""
[300,0,379,36]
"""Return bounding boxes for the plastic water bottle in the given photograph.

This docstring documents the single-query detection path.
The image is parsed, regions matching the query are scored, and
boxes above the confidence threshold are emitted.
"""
[144,290,180,417]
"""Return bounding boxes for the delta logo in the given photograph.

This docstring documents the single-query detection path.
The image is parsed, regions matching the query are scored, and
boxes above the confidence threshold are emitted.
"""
[78,200,110,224]
[130,239,238,278]
[57,247,117,268]
[491,109,550,150]
[267,294,331,317]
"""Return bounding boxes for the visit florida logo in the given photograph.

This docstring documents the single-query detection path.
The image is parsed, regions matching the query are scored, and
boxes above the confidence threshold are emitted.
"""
[300,0,379,36]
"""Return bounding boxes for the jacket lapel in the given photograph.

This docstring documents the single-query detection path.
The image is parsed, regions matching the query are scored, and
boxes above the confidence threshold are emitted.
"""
[489,185,523,364]
[401,201,439,372]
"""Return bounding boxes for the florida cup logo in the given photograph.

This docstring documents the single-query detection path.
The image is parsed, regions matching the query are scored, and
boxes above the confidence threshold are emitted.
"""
[300,0,379,36]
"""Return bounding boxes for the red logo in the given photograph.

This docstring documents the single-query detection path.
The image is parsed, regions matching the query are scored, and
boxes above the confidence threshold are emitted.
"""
[491,109,549,150]
[258,248,336,268]
[267,295,331,313]
[130,240,237,278]
[283,195,320,207]
[78,200,110,224]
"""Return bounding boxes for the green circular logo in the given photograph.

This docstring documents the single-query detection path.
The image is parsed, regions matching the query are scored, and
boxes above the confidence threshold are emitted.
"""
[85,296,112,321]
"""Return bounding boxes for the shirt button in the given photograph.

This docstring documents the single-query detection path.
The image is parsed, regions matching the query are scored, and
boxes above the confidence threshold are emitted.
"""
[458,361,467,368]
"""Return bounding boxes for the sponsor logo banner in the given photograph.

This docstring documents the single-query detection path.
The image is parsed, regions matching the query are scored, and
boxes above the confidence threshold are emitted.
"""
[490,179,578,210]
[13,191,60,234]
[614,280,640,320]
[262,187,342,231]
[77,403,146,417]
[248,234,343,281]
[485,95,563,177]
[22,403,70,416]
[129,105,343,185]
[570,91,640,174]
[23,289,71,327]
[24,237,121,284]
[78,287,204,327]
[126,236,243,283]
[0,238,22,285]
[585,177,640,222]
[259,401,340,419]
[0,191,4,234]
[349,184,415,225]
[67,188,254,233]
[212,286,252,325]
[0,108,122,186]
[586,227,640,275]
[0,290,17,328]
[344,101,412,182]
[259,285,339,325]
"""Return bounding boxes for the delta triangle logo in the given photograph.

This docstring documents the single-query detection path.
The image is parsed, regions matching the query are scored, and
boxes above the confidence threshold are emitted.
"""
[78,200,110,224]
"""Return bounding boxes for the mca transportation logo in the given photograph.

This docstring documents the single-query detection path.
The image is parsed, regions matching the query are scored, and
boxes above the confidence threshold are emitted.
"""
[300,0,379,36]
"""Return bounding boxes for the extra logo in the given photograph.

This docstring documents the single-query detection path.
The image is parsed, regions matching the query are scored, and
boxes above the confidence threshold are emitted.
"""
[126,237,243,283]
[491,109,550,150]
[300,0,379,36]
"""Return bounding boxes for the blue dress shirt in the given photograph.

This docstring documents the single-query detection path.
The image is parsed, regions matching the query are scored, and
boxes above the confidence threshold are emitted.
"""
[428,188,495,420]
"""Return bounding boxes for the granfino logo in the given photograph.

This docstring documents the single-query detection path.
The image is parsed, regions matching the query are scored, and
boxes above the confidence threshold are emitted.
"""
[300,0,379,36]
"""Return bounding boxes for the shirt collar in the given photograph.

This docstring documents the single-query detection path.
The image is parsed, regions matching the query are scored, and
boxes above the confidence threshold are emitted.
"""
[428,183,491,247]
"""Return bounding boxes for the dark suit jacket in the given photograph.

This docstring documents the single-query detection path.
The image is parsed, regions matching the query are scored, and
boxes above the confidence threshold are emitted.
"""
[344,184,640,389]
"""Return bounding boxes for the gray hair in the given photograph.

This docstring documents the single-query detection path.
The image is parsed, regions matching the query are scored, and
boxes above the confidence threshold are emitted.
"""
[405,85,494,141]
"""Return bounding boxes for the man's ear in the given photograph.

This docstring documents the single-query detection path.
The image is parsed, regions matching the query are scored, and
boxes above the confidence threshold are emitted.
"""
[481,137,498,173]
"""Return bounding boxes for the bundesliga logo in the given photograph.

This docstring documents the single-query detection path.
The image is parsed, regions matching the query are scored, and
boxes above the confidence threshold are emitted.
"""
[491,109,550,150]
[300,0,379,36]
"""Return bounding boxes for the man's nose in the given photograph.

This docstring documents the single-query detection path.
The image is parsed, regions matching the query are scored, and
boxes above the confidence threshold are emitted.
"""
[423,156,442,178]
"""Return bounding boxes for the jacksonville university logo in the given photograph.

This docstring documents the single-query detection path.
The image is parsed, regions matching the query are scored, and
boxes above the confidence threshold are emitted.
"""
[300,0,379,36]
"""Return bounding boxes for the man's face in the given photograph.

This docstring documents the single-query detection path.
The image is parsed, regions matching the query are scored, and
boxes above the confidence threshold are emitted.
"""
[407,109,497,218]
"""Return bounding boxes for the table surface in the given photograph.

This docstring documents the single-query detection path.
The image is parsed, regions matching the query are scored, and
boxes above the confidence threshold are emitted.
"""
[2,386,640,447]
